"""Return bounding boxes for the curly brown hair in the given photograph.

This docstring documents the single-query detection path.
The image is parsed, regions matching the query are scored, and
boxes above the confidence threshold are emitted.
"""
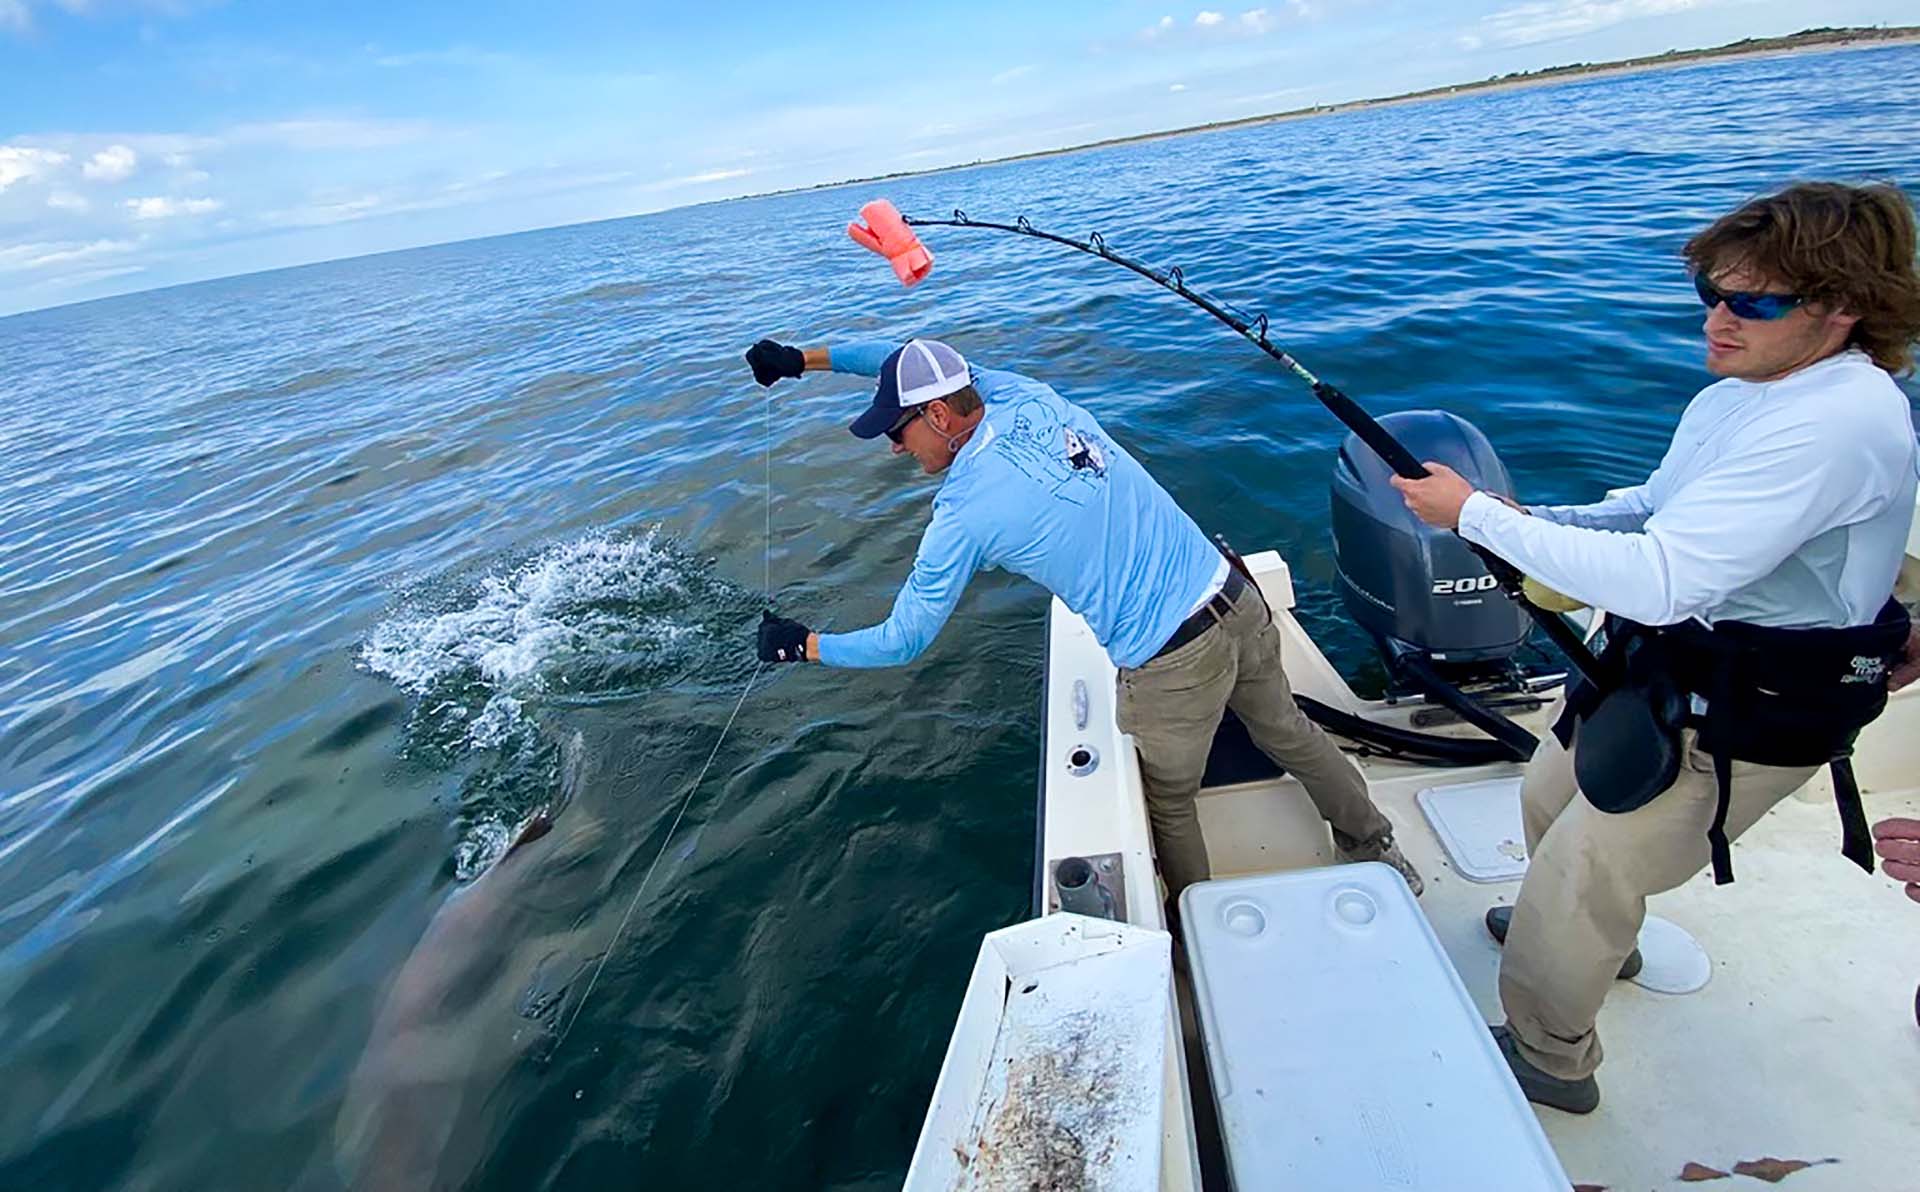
[1683,181,1920,374]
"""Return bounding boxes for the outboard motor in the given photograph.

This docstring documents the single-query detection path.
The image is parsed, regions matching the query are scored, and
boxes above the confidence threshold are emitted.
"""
[1331,410,1529,667]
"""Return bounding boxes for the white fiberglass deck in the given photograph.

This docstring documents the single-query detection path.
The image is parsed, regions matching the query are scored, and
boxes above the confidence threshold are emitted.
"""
[1036,550,1920,1192]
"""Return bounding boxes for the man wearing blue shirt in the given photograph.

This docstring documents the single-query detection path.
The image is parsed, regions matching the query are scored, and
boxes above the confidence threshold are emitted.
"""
[743,335,1422,905]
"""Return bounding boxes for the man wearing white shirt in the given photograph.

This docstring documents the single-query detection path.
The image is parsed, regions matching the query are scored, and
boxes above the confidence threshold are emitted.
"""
[1396,181,1920,1113]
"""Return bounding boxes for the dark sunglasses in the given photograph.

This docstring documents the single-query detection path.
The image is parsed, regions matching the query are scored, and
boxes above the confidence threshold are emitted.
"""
[884,406,924,444]
[1692,274,1805,321]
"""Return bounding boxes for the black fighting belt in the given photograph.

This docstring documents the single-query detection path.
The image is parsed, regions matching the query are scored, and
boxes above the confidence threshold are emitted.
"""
[1553,598,1910,884]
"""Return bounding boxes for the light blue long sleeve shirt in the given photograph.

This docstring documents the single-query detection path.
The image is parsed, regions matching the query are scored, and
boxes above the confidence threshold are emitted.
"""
[815,341,1224,669]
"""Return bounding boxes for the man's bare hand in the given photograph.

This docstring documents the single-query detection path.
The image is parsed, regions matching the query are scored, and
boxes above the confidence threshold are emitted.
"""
[1874,818,1920,904]
[1890,624,1920,693]
[1390,461,1477,530]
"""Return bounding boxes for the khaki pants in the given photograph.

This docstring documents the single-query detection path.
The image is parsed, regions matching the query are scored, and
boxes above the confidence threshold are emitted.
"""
[1500,710,1815,1080]
[1116,580,1390,900]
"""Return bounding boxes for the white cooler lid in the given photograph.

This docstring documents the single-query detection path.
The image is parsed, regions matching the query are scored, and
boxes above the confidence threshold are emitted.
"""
[1181,864,1568,1190]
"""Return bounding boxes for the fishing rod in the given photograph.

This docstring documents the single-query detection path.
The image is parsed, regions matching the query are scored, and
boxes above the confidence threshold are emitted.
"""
[903,210,1603,690]
[906,212,1427,480]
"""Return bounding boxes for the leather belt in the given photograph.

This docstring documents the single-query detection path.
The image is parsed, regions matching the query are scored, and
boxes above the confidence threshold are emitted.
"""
[1150,568,1250,661]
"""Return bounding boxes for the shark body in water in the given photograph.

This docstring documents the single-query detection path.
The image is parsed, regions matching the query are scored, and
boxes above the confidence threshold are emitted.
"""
[337,532,763,1188]
[333,730,612,1191]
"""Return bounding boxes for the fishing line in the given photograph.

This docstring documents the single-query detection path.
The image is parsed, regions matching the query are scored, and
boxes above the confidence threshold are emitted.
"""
[555,389,777,1051]
[553,660,762,1049]
[766,389,774,598]
[903,209,1602,687]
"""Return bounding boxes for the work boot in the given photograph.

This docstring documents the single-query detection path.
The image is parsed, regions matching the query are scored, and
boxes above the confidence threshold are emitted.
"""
[1490,1024,1599,1114]
[1333,829,1425,896]
[1485,906,1642,980]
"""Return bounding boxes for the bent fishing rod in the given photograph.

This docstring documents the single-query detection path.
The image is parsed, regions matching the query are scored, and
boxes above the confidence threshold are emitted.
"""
[903,210,1603,687]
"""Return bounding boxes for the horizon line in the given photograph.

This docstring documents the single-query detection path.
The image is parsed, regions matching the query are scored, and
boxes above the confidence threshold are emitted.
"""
[7,23,1916,322]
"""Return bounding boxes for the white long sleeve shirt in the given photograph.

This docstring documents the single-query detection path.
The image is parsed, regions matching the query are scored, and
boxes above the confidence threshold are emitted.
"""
[1457,349,1918,629]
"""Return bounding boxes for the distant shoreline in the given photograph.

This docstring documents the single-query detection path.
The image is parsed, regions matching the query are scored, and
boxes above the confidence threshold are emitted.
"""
[740,25,1920,203]
[8,25,1916,321]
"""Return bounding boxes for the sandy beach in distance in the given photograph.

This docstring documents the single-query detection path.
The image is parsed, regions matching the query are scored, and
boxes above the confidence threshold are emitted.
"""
[755,29,1920,200]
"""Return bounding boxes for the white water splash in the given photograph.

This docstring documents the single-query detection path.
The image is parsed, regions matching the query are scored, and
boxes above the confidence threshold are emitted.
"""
[359,529,685,749]
[465,694,526,752]
[453,817,515,882]
[361,529,673,688]
[358,528,747,880]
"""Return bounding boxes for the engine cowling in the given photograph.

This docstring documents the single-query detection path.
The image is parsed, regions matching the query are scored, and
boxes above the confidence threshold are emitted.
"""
[1329,410,1529,665]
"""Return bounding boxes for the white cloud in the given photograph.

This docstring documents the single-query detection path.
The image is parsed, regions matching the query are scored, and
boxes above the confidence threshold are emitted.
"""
[990,63,1037,86]
[258,165,646,230]
[260,194,385,227]
[1471,0,1704,48]
[1146,6,1288,43]
[441,170,510,194]
[629,167,754,194]
[4,0,206,37]
[125,195,222,219]
[0,237,137,273]
[82,144,138,182]
[0,146,69,191]
[1169,82,1188,92]
[225,118,436,150]
[22,131,216,161]
[679,168,750,185]
[46,191,89,212]
[373,45,516,69]
[53,263,146,289]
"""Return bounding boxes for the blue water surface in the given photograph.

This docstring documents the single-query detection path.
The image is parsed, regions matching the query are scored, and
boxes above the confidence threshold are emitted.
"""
[1,42,1917,1190]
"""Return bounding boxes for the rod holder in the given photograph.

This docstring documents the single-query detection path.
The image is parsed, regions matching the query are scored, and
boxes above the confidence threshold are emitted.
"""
[1053,854,1122,920]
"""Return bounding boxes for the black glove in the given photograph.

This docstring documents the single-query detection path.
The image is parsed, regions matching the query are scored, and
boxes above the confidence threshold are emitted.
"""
[746,340,805,388]
[758,610,811,663]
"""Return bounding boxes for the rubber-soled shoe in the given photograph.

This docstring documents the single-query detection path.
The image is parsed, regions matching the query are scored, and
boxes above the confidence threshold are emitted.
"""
[1485,905,1642,980]
[1334,829,1425,897]
[1491,1024,1600,1114]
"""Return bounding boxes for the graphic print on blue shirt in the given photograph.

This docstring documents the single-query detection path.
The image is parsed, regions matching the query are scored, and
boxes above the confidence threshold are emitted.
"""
[999,398,1112,506]
[1063,427,1108,476]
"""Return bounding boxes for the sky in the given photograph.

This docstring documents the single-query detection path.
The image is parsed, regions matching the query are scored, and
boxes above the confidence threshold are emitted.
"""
[1,0,1913,316]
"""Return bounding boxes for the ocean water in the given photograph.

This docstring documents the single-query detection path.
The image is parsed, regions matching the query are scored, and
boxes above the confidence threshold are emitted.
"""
[3,42,1918,1191]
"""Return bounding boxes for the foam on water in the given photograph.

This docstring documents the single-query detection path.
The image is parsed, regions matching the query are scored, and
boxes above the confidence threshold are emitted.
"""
[453,816,518,882]
[364,530,676,744]
[358,527,754,877]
